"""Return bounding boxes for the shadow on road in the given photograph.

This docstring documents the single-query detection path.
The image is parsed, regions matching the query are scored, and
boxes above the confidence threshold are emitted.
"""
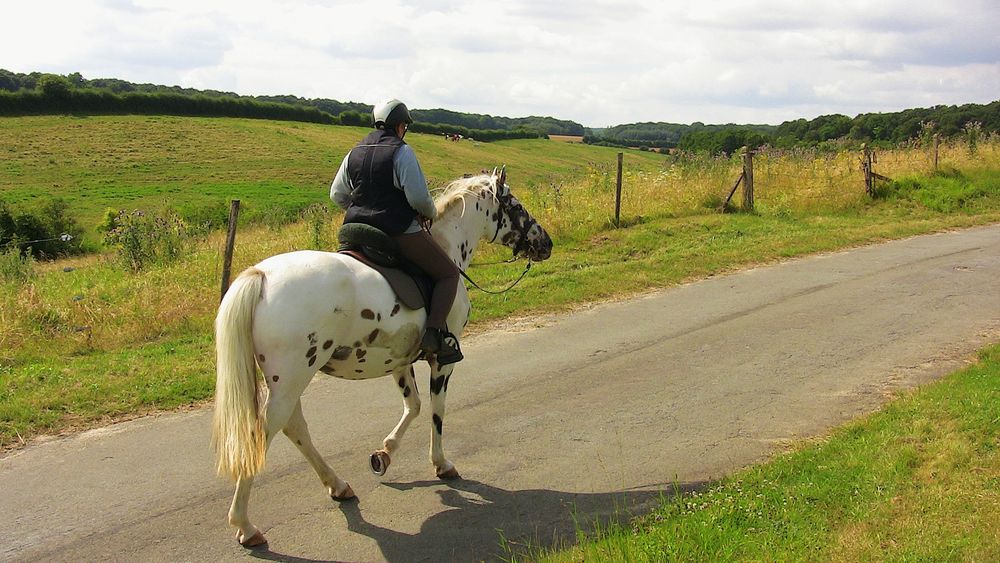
[251,478,705,562]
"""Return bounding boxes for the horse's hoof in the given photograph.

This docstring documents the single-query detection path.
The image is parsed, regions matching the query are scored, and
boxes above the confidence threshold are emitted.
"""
[239,531,267,548]
[332,484,356,501]
[370,450,391,476]
[436,466,461,480]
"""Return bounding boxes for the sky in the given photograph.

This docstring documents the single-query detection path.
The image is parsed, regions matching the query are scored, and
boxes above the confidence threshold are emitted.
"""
[4,0,999,127]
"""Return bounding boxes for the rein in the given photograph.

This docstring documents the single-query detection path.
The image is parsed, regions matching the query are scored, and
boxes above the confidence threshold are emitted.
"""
[459,261,532,295]
[434,178,536,295]
[468,255,520,267]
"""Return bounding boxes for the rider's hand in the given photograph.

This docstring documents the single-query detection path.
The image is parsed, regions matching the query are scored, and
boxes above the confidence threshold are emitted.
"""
[419,215,433,231]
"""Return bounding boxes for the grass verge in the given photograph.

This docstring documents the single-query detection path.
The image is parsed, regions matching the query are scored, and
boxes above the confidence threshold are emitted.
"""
[538,343,1000,561]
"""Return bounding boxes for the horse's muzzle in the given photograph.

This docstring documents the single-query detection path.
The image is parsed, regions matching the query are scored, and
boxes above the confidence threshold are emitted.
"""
[526,229,553,261]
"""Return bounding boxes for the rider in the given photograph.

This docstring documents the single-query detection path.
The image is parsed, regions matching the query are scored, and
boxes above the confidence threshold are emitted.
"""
[330,99,463,365]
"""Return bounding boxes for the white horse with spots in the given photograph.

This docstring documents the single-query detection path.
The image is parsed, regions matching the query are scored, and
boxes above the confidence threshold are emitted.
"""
[212,168,552,546]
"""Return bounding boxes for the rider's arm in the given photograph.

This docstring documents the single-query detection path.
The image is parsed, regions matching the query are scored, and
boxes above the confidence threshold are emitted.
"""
[394,145,437,220]
[329,153,352,210]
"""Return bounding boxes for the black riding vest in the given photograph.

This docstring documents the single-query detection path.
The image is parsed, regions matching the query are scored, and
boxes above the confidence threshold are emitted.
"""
[344,129,416,236]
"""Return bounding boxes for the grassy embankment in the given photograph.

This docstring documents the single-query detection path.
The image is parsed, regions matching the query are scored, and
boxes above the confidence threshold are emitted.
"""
[1,115,999,453]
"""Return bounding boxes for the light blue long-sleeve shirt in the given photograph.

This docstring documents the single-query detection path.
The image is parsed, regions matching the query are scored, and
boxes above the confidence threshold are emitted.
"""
[330,143,436,234]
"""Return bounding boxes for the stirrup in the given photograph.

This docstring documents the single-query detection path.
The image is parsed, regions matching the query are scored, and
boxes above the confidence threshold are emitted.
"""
[421,328,463,365]
[436,331,464,365]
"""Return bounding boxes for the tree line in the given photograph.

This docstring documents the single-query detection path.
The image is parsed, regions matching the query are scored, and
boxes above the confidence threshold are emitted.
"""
[0,70,573,140]
[0,76,337,125]
[409,108,584,136]
[4,69,995,154]
[585,122,775,152]
[585,100,1000,155]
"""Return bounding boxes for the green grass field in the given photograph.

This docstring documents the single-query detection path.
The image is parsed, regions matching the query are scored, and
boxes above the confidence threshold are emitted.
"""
[1,115,999,557]
[0,115,667,240]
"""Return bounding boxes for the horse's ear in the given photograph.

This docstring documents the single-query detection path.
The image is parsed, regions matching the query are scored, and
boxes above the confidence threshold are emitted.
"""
[498,165,507,187]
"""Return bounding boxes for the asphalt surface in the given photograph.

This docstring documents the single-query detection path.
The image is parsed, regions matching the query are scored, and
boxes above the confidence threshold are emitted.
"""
[2,224,999,562]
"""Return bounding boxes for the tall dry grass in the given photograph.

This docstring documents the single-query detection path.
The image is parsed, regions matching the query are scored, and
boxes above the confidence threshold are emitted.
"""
[0,218,336,361]
[527,136,1000,242]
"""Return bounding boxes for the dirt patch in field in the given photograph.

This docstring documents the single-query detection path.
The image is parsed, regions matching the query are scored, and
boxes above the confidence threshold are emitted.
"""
[549,135,584,143]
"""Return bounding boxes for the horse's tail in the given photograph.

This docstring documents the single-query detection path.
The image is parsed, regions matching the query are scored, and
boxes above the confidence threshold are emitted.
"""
[212,267,267,481]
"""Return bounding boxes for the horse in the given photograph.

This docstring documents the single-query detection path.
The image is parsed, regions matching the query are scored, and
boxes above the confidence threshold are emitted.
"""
[212,167,553,546]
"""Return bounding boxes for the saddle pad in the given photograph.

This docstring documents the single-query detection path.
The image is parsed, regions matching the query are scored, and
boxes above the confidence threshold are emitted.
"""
[339,250,427,311]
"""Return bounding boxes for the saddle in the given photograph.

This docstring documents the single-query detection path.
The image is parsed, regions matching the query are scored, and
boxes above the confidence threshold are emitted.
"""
[337,223,433,311]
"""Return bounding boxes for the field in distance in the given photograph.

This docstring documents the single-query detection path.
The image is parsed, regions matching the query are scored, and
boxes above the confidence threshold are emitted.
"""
[0,115,661,241]
[549,135,585,143]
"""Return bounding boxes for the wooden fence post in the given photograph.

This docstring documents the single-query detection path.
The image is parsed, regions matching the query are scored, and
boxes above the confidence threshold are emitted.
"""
[615,152,623,226]
[220,199,241,301]
[933,133,939,171]
[742,146,754,211]
[862,143,873,196]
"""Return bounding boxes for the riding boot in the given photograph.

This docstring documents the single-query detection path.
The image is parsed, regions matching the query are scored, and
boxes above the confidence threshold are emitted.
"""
[421,327,464,365]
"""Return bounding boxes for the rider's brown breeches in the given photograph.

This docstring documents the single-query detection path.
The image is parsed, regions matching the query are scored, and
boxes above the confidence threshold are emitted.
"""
[393,230,460,330]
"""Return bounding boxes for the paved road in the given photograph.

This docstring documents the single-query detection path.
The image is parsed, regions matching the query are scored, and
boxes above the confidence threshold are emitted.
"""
[3,225,999,562]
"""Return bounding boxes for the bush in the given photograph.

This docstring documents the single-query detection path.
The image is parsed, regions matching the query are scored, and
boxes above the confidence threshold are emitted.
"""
[0,198,84,258]
[103,209,190,272]
[300,203,334,250]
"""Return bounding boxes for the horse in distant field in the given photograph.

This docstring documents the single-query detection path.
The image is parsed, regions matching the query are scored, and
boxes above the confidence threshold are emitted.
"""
[212,167,553,546]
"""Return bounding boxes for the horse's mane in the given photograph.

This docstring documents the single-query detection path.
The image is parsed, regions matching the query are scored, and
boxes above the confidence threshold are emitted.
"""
[434,173,498,217]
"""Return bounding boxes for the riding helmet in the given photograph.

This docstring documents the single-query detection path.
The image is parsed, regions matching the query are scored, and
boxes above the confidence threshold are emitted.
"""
[372,99,413,130]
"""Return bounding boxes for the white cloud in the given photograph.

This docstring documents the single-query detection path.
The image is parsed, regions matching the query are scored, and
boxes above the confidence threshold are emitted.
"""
[1,0,998,126]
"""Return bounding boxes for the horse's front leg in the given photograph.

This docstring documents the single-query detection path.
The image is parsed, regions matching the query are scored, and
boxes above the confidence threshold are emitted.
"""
[429,361,460,479]
[370,366,420,476]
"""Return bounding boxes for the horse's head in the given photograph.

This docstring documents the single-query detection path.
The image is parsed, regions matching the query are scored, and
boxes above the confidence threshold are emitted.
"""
[487,167,553,262]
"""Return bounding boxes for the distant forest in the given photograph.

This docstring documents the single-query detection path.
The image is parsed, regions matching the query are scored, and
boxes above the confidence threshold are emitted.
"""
[0,70,582,141]
[586,100,1000,154]
[1,70,997,154]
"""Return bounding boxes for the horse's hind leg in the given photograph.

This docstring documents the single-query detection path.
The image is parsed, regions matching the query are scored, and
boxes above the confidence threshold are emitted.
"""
[371,366,421,476]
[429,362,460,479]
[228,372,308,547]
[283,399,355,500]
[229,476,265,546]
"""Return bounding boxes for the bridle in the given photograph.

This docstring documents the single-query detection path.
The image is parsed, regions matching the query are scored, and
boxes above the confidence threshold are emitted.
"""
[461,186,533,294]
[489,211,503,244]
